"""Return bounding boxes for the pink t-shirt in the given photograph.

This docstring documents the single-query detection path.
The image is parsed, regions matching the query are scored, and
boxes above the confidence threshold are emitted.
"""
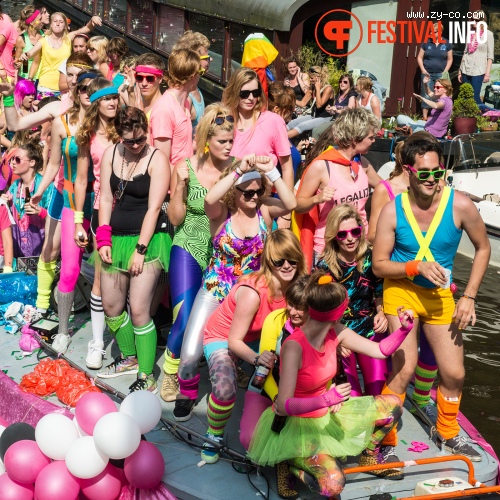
[231,111,291,166]
[149,90,193,166]
[0,204,13,256]
[0,15,17,78]
[313,162,370,254]
[204,276,286,346]
[90,135,109,209]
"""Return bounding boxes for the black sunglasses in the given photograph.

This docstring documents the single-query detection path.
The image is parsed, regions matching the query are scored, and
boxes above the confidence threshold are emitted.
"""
[272,258,298,268]
[214,115,235,125]
[236,186,265,199]
[122,136,148,146]
[78,84,88,94]
[135,74,157,84]
[239,89,261,99]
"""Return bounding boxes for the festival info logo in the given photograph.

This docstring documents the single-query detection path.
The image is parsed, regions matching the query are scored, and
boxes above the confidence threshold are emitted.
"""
[315,9,363,57]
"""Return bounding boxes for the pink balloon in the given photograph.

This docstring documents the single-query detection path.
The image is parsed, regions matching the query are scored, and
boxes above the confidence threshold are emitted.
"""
[0,472,34,500]
[75,393,117,435]
[124,442,164,490]
[5,440,51,484]
[80,463,122,500]
[34,461,79,500]
[0,416,9,427]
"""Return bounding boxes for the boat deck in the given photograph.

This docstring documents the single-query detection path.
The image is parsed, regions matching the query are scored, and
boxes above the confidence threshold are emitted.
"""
[0,312,498,500]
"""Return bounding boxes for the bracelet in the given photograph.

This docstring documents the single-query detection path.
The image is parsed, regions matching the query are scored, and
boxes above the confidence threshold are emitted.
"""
[280,216,291,221]
[73,210,84,224]
[461,293,477,303]
[3,95,14,107]
[38,207,47,219]
[233,168,242,180]
[254,355,260,366]
[405,260,421,277]
[265,167,281,183]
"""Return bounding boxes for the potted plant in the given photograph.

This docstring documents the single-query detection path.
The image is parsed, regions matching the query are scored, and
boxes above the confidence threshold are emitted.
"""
[452,83,481,134]
[477,116,498,132]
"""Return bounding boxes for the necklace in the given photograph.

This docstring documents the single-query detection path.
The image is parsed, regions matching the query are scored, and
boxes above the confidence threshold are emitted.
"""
[115,146,147,200]
[361,92,372,106]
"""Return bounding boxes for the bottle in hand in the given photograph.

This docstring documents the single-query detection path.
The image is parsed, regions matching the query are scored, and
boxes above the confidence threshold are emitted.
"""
[251,350,275,389]
[335,354,348,384]
[24,187,31,205]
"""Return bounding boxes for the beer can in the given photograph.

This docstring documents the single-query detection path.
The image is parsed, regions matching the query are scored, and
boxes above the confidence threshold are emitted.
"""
[383,130,389,139]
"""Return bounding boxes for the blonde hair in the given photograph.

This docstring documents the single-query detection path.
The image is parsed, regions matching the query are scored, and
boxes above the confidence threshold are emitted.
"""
[332,108,380,148]
[356,76,374,92]
[222,68,267,117]
[195,103,234,160]
[436,78,453,97]
[88,36,108,65]
[166,49,201,87]
[47,12,70,42]
[173,31,210,53]
[19,5,39,31]
[309,66,330,87]
[321,204,369,278]
[240,229,307,300]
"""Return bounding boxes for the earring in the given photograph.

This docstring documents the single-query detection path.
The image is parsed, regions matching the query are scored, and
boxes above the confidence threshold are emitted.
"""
[204,141,209,154]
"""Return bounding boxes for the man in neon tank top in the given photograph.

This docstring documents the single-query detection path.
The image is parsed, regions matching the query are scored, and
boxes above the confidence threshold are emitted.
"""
[373,137,490,462]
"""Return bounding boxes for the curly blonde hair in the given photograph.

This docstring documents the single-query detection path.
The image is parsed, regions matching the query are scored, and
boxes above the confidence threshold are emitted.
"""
[195,103,234,160]
[88,36,109,65]
[332,108,380,149]
[76,78,119,147]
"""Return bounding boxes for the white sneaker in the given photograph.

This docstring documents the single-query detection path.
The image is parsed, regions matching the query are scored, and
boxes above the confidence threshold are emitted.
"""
[52,333,72,354]
[86,340,105,369]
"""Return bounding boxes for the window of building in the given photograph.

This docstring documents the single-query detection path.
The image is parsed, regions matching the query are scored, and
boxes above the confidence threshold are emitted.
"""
[108,0,126,31]
[129,0,154,46]
[156,5,185,54]
[188,12,225,81]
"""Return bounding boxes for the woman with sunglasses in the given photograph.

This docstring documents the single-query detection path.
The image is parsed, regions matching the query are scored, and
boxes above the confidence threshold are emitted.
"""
[166,154,296,417]
[223,68,294,194]
[34,72,104,361]
[86,35,109,76]
[295,108,381,269]
[316,203,388,397]
[249,271,414,495]
[286,65,335,141]
[161,104,235,404]
[201,230,306,464]
[95,106,171,394]
[396,77,453,139]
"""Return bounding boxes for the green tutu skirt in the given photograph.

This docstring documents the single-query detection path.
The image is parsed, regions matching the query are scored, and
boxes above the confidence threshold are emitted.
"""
[248,397,379,466]
[91,232,172,272]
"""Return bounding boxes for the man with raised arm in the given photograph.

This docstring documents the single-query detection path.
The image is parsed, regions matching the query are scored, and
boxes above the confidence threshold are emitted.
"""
[372,137,490,463]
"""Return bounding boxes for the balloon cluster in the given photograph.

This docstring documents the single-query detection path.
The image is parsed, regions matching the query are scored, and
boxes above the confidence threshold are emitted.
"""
[0,391,164,500]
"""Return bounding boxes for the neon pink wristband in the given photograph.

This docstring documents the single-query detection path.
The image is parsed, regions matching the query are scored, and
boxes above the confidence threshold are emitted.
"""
[38,207,47,219]
[96,224,112,250]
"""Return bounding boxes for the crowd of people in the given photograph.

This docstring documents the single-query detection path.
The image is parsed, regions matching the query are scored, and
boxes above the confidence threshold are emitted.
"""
[0,4,493,498]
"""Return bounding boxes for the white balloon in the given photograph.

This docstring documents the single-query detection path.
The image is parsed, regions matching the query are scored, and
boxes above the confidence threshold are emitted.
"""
[0,459,4,474]
[65,436,108,479]
[0,425,5,438]
[35,414,79,460]
[93,413,141,459]
[119,391,162,434]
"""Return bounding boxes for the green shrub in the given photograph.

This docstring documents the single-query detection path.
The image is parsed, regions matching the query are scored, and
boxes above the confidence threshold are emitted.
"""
[452,83,481,119]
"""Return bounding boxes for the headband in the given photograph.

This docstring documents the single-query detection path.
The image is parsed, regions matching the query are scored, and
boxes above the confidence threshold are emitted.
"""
[135,65,163,76]
[26,10,40,25]
[308,294,349,322]
[89,86,119,103]
[235,171,262,186]
[75,33,89,39]
[77,72,99,84]
[69,63,93,70]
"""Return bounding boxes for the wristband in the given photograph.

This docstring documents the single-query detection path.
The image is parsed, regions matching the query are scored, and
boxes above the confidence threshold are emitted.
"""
[461,293,477,303]
[233,169,241,180]
[73,211,84,224]
[96,224,112,250]
[405,260,421,277]
[38,207,47,219]
[265,167,281,183]
[2,266,13,273]
[3,95,14,107]
[254,355,260,366]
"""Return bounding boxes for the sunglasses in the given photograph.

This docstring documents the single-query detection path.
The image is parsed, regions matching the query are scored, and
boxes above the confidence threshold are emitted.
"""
[200,55,213,62]
[13,156,30,164]
[87,47,96,52]
[433,85,444,89]
[272,258,298,268]
[236,186,265,199]
[335,226,363,241]
[406,164,446,180]
[213,115,235,125]
[135,74,157,84]
[122,136,148,146]
[77,84,88,94]
[198,68,206,76]
[239,89,261,99]
[340,80,349,84]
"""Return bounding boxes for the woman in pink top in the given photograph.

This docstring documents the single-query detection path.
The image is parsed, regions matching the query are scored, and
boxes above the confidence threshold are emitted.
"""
[249,271,414,496]
[200,229,307,464]
[296,108,381,262]
[223,68,294,199]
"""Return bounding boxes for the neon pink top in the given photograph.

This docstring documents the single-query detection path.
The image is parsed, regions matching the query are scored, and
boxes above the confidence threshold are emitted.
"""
[379,179,395,200]
[90,135,109,209]
[0,16,17,78]
[230,111,291,166]
[149,90,193,166]
[283,327,338,418]
[204,276,286,346]
[314,162,370,254]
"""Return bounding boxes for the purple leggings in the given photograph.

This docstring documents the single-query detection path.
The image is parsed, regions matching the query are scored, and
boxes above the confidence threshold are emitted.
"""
[343,332,388,397]
[58,207,89,293]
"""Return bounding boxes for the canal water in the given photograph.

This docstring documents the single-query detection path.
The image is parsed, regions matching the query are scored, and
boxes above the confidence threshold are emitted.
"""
[3,0,500,458]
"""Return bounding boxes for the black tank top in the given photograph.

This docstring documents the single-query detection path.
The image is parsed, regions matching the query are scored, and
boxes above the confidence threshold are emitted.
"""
[291,83,305,101]
[109,146,161,235]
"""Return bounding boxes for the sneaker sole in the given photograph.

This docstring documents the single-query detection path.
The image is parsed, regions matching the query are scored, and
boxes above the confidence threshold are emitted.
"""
[173,412,193,422]
[443,445,482,462]
[86,361,103,370]
[97,368,139,379]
